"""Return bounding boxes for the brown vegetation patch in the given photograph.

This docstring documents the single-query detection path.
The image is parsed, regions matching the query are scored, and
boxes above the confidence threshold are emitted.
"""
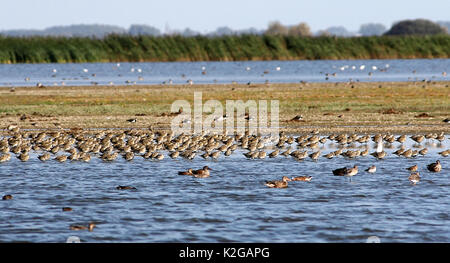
[31,112,53,117]
[382,108,403,114]
[415,113,433,118]
[0,82,448,134]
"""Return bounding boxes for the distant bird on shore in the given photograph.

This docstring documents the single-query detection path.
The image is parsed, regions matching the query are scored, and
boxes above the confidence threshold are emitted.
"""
[411,135,425,144]
[38,153,51,162]
[309,151,321,161]
[170,151,180,159]
[127,118,137,123]
[214,114,228,122]
[290,115,304,121]
[371,151,386,160]
[396,135,407,143]
[0,154,11,163]
[19,153,29,162]
[244,113,255,121]
[419,148,428,156]
[55,155,68,163]
[269,149,279,158]
[324,152,335,159]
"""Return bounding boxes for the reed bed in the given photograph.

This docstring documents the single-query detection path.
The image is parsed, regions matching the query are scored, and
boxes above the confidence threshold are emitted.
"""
[0,35,449,63]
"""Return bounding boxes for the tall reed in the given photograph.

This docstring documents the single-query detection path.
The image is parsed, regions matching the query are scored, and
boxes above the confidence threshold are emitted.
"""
[0,34,448,63]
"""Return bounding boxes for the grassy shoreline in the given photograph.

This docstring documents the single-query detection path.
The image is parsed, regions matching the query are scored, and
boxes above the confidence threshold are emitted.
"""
[0,81,449,134]
[0,35,449,63]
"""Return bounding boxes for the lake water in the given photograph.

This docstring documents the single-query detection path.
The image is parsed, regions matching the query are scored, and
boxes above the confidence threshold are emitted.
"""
[0,58,449,243]
[0,58,448,87]
[0,134,448,242]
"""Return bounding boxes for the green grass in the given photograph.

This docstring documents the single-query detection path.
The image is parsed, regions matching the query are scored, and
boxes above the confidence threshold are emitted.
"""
[0,35,449,63]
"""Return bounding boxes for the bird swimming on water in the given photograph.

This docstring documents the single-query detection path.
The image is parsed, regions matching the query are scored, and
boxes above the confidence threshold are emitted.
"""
[291,176,312,182]
[192,166,212,178]
[70,223,95,232]
[116,185,137,190]
[365,165,376,173]
[2,194,13,200]
[178,168,193,175]
[406,165,418,172]
[265,176,291,188]
[333,165,358,176]
[427,160,441,172]
[333,165,358,181]
[409,172,420,185]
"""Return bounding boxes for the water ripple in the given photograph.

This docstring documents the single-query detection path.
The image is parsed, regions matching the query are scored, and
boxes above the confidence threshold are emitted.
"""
[0,138,449,242]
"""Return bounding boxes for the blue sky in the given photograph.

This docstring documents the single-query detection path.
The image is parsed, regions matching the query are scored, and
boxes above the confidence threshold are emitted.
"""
[1,0,449,32]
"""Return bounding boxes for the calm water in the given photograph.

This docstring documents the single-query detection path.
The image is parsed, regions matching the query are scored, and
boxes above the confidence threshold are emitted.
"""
[0,58,448,87]
[0,136,448,242]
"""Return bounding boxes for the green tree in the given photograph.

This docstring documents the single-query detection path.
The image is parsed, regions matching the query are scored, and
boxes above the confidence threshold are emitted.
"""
[359,23,387,36]
[385,19,447,35]
[288,22,312,36]
[128,25,161,36]
[265,21,288,36]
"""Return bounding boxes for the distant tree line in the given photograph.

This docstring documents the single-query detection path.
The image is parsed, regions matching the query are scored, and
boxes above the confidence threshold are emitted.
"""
[0,24,264,38]
[0,19,448,38]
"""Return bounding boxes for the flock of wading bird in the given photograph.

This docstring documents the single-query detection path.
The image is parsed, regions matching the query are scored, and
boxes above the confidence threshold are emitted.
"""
[0,125,447,190]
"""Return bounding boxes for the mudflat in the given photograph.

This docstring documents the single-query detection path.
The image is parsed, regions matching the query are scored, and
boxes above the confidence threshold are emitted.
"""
[1,81,449,134]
